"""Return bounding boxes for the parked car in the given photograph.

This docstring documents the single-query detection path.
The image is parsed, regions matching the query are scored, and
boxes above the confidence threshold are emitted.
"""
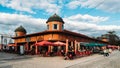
[93,49,100,53]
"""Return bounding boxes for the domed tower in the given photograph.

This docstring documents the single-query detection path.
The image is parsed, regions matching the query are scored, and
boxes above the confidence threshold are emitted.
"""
[14,26,27,37]
[101,34,108,42]
[46,13,64,31]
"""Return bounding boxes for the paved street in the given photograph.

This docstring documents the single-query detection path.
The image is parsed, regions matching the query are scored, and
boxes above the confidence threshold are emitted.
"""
[0,50,120,68]
[67,50,120,68]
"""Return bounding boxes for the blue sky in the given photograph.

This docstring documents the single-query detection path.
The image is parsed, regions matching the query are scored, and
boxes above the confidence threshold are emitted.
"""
[0,0,120,38]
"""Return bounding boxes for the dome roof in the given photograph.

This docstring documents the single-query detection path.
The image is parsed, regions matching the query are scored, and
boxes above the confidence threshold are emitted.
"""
[46,13,64,24]
[14,26,27,33]
[102,35,108,39]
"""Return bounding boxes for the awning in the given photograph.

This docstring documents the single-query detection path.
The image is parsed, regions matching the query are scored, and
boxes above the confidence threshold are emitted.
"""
[35,40,53,46]
[107,45,118,48]
[53,41,66,46]
[8,43,16,46]
[85,42,106,47]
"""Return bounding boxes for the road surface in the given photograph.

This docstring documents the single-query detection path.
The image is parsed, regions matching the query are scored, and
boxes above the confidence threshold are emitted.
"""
[0,50,120,68]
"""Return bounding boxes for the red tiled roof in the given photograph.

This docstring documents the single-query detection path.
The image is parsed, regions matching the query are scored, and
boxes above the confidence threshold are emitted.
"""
[12,29,90,39]
[12,29,108,43]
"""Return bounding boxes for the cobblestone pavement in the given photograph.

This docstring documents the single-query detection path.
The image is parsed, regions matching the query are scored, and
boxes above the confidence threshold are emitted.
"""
[0,50,120,68]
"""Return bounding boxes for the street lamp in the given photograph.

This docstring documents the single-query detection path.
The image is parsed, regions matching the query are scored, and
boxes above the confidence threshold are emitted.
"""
[0,35,3,51]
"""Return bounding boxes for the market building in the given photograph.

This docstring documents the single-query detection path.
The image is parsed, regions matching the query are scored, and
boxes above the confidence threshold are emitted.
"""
[12,14,108,56]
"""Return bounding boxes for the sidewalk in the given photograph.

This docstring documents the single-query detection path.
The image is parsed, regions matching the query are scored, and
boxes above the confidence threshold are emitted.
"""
[0,52,34,60]
[0,52,102,68]
[0,51,119,68]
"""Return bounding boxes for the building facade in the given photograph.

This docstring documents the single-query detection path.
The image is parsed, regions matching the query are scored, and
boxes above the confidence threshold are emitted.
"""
[12,14,108,55]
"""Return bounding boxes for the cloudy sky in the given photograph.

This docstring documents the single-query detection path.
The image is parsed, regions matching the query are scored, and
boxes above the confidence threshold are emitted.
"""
[0,0,120,38]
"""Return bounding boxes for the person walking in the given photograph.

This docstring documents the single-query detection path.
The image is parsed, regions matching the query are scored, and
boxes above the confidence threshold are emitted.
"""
[118,46,120,51]
[109,48,112,53]
[103,48,109,57]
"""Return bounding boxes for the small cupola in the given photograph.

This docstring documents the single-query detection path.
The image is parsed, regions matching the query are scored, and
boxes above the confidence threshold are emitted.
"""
[14,25,27,36]
[46,13,64,31]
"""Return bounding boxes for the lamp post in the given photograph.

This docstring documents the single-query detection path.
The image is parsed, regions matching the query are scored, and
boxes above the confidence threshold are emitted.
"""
[1,35,3,51]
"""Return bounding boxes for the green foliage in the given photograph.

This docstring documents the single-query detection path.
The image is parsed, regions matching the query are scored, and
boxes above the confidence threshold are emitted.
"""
[107,31,120,45]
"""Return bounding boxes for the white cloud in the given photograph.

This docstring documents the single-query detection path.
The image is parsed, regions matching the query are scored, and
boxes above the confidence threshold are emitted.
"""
[97,25,120,31]
[64,14,120,37]
[67,0,120,13]
[1,0,120,14]
[0,12,47,35]
[0,0,61,14]
[66,1,82,9]
[0,0,35,13]
[66,14,108,23]
[0,12,120,37]
[35,0,61,14]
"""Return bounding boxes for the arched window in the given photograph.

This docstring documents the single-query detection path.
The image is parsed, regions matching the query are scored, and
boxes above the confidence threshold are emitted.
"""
[53,24,58,30]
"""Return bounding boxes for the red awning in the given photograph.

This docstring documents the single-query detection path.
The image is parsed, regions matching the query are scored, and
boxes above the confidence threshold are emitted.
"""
[107,45,118,48]
[35,41,53,46]
[53,41,66,46]
[8,43,16,46]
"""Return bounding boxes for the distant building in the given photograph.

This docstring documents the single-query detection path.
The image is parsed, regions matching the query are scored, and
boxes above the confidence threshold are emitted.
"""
[0,34,14,50]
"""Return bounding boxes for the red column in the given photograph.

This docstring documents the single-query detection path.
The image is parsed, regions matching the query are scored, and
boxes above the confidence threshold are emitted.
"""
[74,40,77,54]
[15,43,17,52]
[48,46,51,53]
[35,40,38,55]
[66,39,68,54]
[26,42,28,51]
[35,45,38,54]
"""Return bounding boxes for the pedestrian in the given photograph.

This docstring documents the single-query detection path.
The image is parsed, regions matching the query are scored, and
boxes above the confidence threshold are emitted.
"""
[64,53,68,60]
[103,49,109,57]
[118,46,120,51]
[109,48,112,53]
[61,49,65,56]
